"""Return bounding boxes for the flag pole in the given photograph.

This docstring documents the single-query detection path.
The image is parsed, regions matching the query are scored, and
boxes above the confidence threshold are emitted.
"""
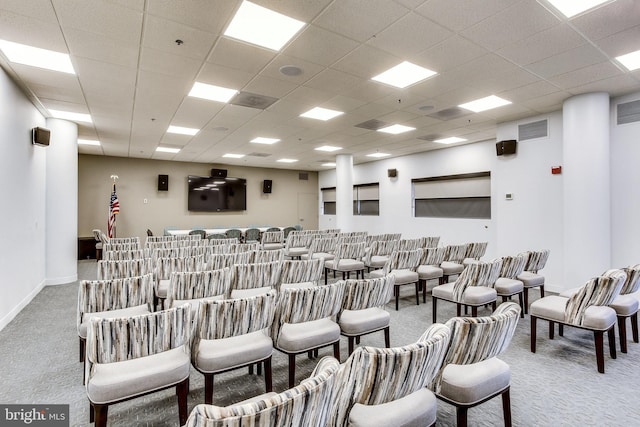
[110,175,119,238]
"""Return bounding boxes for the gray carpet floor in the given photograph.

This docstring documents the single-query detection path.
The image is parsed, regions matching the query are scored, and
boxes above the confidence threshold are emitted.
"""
[1,260,639,426]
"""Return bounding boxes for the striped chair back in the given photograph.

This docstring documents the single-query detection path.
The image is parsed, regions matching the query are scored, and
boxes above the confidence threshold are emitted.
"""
[465,242,488,260]
[422,236,440,248]
[230,261,283,295]
[102,249,149,260]
[108,237,140,245]
[251,249,285,263]
[451,260,500,302]
[284,232,314,251]
[307,237,337,258]
[206,252,253,270]
[330,323,451,427]
[165,268,232,309]
[364,240,399,266]
[340,275,395,313]
[333,242,366,265]
[228,242,261,253]
[207,237,239,245]
[499,254,527,279]
[620,264,640,295]
[154,255,207,281]
[97,258,152,279]
[279,259,323,288]
[431,302,521,393]
[77,273,154,333]
[381,248,422,275]
[443,244,469,263]
[522,249,550,273]
[420,247,447,267]
[184,356,340,427]
[261,230,284,245]
[102,242,141,252]
[565,269,627,326]
[397,238,423,251]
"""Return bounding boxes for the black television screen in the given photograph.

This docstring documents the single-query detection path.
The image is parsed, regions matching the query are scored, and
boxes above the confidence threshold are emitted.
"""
[187,175,247,212]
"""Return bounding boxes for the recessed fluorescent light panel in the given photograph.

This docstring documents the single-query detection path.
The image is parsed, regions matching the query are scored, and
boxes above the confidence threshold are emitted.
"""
[224,0,306,51]
[378,124,416,135]
[0,40,75,74]
[459,95,512,113]
[322,162,336,167]
[277,158,298,163]
[315,145,342,152]
[367,152,390,158]
[371,61,437,88]
[223,153,245,158]
[156,146,180,153]
[300,107,344,121]
[77,139,101,146]
[49,109,92,123]
[434,137,467,144]
[167,125,199,136]
[543,0,612,18]
[188,82,238,102]
[616,49,640,71]
[251,137,280,144]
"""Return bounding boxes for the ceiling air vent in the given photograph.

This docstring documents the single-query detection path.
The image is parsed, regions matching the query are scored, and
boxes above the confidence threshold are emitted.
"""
[230,92,278,110]
[417,134,442,141]
[354,119,389,130]
[427,107,470,121]
[617,100,640,125]
[247,152,271,157]
[518,119,548,141]
[298,172,309,180]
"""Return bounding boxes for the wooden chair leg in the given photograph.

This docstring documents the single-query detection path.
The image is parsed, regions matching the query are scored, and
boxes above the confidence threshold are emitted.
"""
[491,300,496,311]
[432,297,437,323]
[518,292,524,318]
[94,404,108,427]
[608,326,617,359]
[420,279,426,303]
[333,341,341,362]
[177,378,189,426]
[288,354,296,388]
[456,407,468,427]
[355,336,360,344]
[324,268,328,285]
[594,330,605,373]
[523,288,529,314]
[502,387,513,427]
[79,338,85,362]
[549,321,555,340]
[540,285,545,298]
[384,326,390,348]
[471,306,478,317]
[632,312,639,343]
[89,403,94,423]
[257,362,262,375]
[414,282,420,305]
[395,285,399,311]
[618,316,628,353]
[348,336,355,355]
[531,316,537,353]
[456,303,462,317]
[558,323,563,337]
[249,364,254,374]
[205,374,214,404]
[264,357,273,393]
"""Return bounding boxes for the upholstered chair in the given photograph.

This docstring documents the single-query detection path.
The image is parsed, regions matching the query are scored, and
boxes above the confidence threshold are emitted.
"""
[530,269,627,373]
[96,258,152,280]
[184,356,340,427]
[329,323,451,427]
[92,229,107,259]
[225,228,242,240]
[229,261,282,298]
[206,252,253,271]
[430,302,521,427]
[101,248,148,260]
[85,304,191,427]
[165,268,232,314]
[261,230,285,250]
[279,258,324,290]
[228,242,261,253]
[418,246,447,303]
[324,241,366,285]
[153,255,207,308]
[244,227,261,243]
[207,236,238,245]
[337,275,395,355]
[191,291,277,404]
[283,231,314,259]
[77,273,154,366]
[396,238,423,251]
[102,241,140,252]
[431,259,503,323]
[441,243,471,283]
[495,254,527,318]
[370,248,423,310]
[301,236,337,263]
[363,240,399,273]
[462,241,488,266]
[251,248,285,263]
[337,231,368,243]
[190,229,207,239]
[517,249,550,313]
[272,281,345,387]
[422,236,440,248]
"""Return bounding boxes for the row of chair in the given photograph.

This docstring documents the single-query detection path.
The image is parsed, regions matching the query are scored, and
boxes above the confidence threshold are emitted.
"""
[84,297,521,427]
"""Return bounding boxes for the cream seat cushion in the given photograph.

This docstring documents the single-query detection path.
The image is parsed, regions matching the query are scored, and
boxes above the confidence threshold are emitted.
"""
[494,278,524,296]
[417,265,443,280]
[339,307,389,336]
[348,387,437,427]
[195,331,273,373]
[517,271,544,287]
[530,296,617,330]
[440,357,510,405]
[324,259,365,272]
[277,318,340,353]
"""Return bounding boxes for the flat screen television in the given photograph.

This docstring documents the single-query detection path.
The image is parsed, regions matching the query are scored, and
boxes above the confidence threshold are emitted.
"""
[187,175,247,212]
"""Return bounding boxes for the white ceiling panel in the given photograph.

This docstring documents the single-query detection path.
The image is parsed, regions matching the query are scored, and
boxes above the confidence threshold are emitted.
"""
[332,44,401,79]
[415,35,489,73]
[146,0,237,34]
[526,44,609,78]
[139,47,202,79]
[549,61,624,90]
[208,37,276,74]
[283,25,359,67]
[143,15,219,61]
[197,62,255,91]
[303,69,363,97]
[65,28,139,69]
[594,25,640,58]
[415,0,521,32]
[570,0,640,41]
[0,10,67,51]
[0,0,59,23]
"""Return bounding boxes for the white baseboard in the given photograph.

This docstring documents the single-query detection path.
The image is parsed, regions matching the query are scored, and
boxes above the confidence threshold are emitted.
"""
[0,279,46,332]
[45,274,77,286]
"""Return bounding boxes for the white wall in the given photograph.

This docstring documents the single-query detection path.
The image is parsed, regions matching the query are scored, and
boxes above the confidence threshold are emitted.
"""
[0,68,47,330]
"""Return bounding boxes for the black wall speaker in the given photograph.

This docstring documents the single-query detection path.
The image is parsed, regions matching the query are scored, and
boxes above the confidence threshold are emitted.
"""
[158,174,169,191]
[387,168,397,178]
[496,140,517,156]
[32,127,50,147]
[263,179,273,194]
[211,168,228,178]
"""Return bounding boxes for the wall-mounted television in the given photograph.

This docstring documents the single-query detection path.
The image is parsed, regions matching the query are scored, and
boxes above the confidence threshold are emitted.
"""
[187,175,247,212]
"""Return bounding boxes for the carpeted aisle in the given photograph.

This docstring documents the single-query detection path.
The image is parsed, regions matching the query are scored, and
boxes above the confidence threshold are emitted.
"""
[0,260,639,426]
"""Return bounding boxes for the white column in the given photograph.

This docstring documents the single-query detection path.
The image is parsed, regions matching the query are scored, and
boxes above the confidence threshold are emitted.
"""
[45,118,78,285]
[335,154,354,231]
[562,92,610,288]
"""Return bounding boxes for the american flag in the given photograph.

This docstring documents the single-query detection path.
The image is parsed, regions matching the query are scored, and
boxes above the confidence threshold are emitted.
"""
[108,184,120,238]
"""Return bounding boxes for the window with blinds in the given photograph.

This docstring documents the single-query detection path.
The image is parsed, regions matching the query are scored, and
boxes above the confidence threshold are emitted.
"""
[321,187,336,215]
[353,183,379,216]
[412,172,491,219]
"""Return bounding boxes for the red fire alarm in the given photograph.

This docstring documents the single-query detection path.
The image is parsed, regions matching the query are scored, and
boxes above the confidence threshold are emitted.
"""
[551,166,562,175]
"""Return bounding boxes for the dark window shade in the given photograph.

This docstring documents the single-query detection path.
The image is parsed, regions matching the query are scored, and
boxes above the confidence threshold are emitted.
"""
[324,202,336,215]
[415,197,491,219]
[359,200,380,216]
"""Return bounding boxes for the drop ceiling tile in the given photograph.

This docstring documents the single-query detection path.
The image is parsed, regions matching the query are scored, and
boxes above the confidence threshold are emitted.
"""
[367,12,452,56]
[415,0,521,32]
[520,91,571,113]
[197,62,255,90]
[259,54,325,85]
[341,80,398,104]
[567,74,640,97]
[73,58,137,107]
[333,44,401,79]
[496,23,587,66]
[65,29,139,69]
[499,80,563,102]
[146,0,237,34]
[315,0,409,43]
[52,0,143,44]
[252,0,333,22]
[461,0,560,52]
[208,37,276,74]
[594,26,640,58]
[571,0,640,41]
[525,44,609,78]
[304,69,364,96]
[243,75,298,99]
[172,98,225,129]
[283,25,359,67]
[0,10,67,51]
[143,15,218,61]
[139,47,202,79]
[0,0,59,23]
[415,35,489,73]
[549,62,624,90]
